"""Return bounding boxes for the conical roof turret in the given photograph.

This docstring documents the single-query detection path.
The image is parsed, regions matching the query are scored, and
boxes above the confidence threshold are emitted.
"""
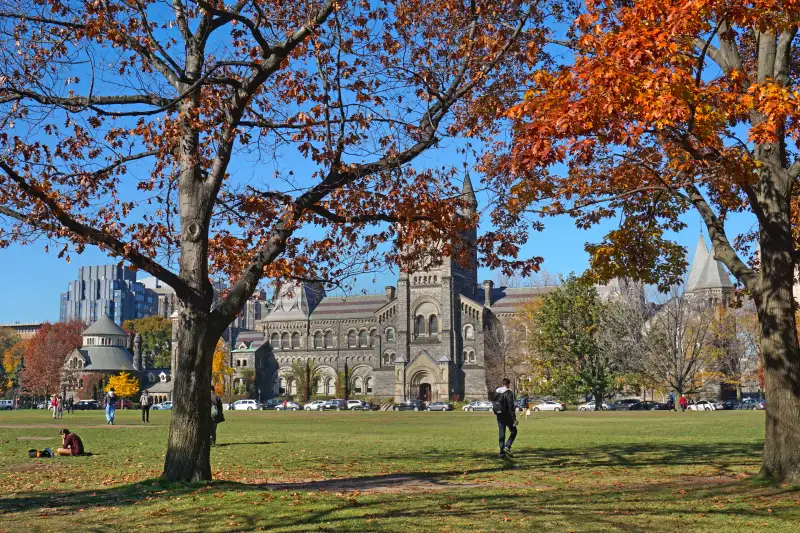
[461,172,478,211]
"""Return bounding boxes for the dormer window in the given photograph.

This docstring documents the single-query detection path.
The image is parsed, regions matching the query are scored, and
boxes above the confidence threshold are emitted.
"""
[159,372,168,383]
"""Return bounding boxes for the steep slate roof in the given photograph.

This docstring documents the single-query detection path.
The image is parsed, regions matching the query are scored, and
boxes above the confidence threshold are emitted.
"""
[265,282,326,321]
[73,346,135,372]
[685,234,733,292]
[309,294,388,320]
[461,172,478,210]
[489,286,555,312]
[82,314,127,336]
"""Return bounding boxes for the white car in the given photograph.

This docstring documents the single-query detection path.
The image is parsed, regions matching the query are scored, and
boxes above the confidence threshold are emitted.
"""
[689,400,716,411]
[304,400,326,411]
[346,400,368,410]
[532,400,566,412]
[151,401,173,411]
[231,399,261,411]
[463,400,493,411]
[578,401,610,411]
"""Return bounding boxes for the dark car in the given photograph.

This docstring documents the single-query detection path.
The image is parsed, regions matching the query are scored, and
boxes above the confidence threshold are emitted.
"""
[738,398,761,410]
[719,400,740,410]
[74,400,100,410]
[261,399,281,410]
[426,402,453,411]
[322,399,347,411]
[612,399,642,411]
[393,400,426,411]
[628,401,667,411]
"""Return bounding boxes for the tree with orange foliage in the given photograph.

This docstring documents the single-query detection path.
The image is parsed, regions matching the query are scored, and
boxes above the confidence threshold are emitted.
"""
[211,341,233,397]
[0,1,553,480]
[20,321,84,398]
[488,1,800,482]
[2,339,28,394]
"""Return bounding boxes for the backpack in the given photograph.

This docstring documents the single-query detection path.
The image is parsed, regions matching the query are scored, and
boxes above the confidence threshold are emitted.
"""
[492,390,511,416]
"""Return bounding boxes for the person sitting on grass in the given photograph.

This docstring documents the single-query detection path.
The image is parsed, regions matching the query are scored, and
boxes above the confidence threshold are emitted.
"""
[56,429,84,457]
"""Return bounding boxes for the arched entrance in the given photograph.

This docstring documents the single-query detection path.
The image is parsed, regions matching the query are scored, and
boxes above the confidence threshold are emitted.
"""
[418,383,432,401]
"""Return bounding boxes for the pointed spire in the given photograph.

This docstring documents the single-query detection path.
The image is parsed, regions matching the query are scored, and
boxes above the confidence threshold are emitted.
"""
[461,171,478,210]
[686,234,710,292]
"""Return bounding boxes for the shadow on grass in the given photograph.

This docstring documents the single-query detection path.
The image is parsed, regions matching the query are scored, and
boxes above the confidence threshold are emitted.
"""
[214,441,286,447]
[1,441,789,532]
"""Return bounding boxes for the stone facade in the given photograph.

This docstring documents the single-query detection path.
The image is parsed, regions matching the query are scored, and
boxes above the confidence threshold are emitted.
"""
[227,176,553,402]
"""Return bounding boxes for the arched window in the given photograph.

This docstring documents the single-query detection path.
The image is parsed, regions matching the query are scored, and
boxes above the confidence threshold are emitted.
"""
[315,377,324,394]
[270,332,280,349]
[386,328,395,343]
[428,315,438,335]
[468,351,476,364]
[369,329,377,347]
[278,377,287,395]
[325,377,335,395]
[359,330,369,347]
[353,377,363,394]
[325,330,334,348]
[289,379,297,395]
[383,352,391,365]
[415,315,426,336]
[390,353,396,364]
[314,331,323,349]
[291,332,300,349]
[281,332,289,349]
[464,324,475,340]
[348,330,357,347]
[365,377,373,394]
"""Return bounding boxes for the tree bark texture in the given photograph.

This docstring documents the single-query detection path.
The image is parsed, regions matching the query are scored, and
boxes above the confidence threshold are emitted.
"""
[754,197,800,483]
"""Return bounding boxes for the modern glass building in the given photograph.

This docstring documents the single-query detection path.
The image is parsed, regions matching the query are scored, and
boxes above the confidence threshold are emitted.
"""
[59,265,157,325]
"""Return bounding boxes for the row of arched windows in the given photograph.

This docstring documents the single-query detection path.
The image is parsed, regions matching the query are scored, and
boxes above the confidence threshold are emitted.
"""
[270,332,302,350]
[414,315,439,337]
[461,349,476,364]
[382,351,397,365]
[274,375,373,396]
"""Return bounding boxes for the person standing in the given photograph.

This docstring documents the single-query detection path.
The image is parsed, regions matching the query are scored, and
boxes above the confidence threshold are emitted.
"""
[50,395,58,419]
[68,397,74,414]
[105,387,117,425]
[210,386,225,446]
[492,378,518,459]
[679,394,688,412]
[140,389,152,424]
[667,391,676,411]
[56,396,63,419]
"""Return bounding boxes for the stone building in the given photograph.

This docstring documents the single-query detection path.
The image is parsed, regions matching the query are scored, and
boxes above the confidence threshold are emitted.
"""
[223,176,551,402]
[684,234,734,305]
[62,315,171,402]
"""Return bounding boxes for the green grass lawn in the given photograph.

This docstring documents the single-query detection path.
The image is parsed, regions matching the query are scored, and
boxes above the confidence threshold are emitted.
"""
[0,408,797,532]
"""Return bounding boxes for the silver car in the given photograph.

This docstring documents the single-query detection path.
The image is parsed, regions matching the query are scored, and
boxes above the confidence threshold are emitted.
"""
[275,401,301,411]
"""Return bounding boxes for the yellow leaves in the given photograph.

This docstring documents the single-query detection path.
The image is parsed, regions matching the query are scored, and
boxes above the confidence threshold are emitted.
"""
[105,372,139,398]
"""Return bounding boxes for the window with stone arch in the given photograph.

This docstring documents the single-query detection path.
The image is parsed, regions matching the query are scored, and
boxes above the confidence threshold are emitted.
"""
[358,329,369,347]
[314,331,323,349]
[464,324,475,340]
[291,332,301,349]
[468,350,476,364]
[353,376,363,394]
[280,332,289,350]
[365,376,373,394]
[277,376,287,396]
[314,377,324,394]
[348,330,357,347]
[288,378,298,395]
[385,327,395,343]
[270,332,280,349]
[428,315,438,335]
[382,351,392,365]
[325,330,334,348]
[369,328,377,347]
[414,315,426,336]
[324,377,335,395]
[390,353,397,364]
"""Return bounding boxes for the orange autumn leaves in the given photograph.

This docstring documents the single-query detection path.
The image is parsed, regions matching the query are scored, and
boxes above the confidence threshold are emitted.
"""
[485,0,800,289]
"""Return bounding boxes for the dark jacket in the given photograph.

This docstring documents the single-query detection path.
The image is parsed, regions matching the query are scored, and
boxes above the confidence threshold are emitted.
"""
[493,387,516,419]
[210,391,225,423]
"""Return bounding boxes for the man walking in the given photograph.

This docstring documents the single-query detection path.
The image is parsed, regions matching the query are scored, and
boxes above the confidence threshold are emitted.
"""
[140,389,152,424]
[492,378,518,459]
[667,391,675,411]
[679,394,688,412]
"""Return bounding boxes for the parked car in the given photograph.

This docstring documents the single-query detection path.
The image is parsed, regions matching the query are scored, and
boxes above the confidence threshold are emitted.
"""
[629,401,668,411]
[463,400,493,412]
[426,402,453,411]
[393,400,426,411]
[346,400,369,410]
[275,401,301,411]
[152,401,173,411]
[260,399,282,410]
[612,399,641,411]
[0,399,14,410]
[111,398,133,409]
[717,400,740,410]
[304,400,326,411]
[36,402,46,409]
[323,399,347,411]
[688,400,716,411]
[578,401,610,411]
[74,399,100,410]
[232,399,262,411]
[532,400,566,412]
[738,398,761,410]
[757,399,766,410]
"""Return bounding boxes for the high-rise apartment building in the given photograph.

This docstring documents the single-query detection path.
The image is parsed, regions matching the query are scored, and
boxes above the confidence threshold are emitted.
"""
[59,265,156,325]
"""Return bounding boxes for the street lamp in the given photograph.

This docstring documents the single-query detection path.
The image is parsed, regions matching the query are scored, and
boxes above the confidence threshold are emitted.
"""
[258,387,262,403]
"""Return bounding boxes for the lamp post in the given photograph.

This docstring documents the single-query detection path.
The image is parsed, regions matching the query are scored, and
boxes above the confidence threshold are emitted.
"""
[258,387,262,403]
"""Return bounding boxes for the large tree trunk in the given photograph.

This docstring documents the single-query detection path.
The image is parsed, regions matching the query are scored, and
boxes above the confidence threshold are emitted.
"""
[163,306,217,481]
[754,193,800,483]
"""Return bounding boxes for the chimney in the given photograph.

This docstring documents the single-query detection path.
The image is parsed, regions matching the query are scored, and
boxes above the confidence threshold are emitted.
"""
[385,286,396,301]
[483,280,494,307]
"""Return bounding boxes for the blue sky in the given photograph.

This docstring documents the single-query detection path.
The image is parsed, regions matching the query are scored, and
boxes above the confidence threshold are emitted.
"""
[0,180,754,324]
